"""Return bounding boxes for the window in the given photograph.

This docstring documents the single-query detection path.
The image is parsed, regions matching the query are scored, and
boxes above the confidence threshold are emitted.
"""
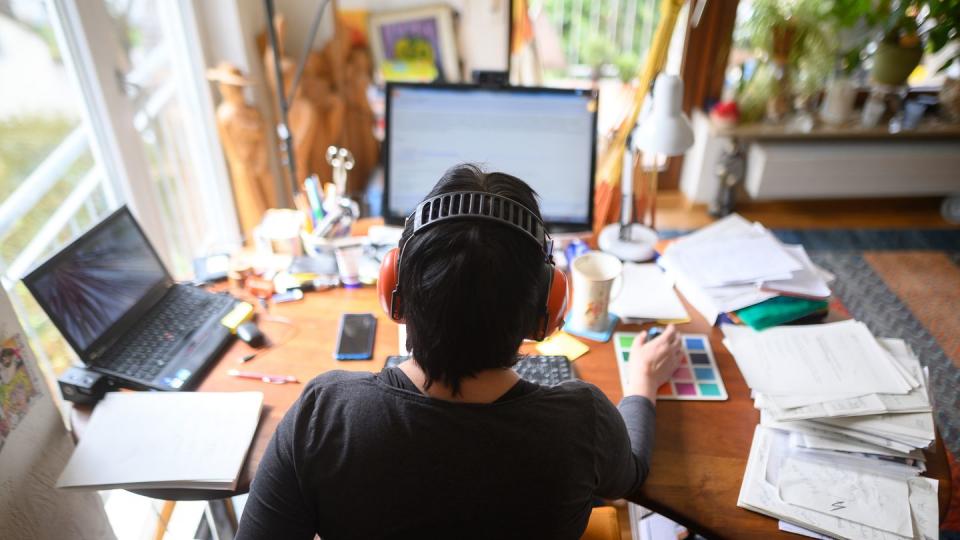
[539,0,661,80]
[0,0,114,380]
[0,0,237,384]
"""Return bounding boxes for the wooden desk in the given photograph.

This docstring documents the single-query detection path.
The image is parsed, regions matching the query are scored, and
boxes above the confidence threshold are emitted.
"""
[73,285,952,538]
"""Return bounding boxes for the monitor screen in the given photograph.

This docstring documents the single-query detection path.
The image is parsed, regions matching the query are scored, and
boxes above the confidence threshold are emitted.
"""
[25,208,169,353]
[384,84,598,231]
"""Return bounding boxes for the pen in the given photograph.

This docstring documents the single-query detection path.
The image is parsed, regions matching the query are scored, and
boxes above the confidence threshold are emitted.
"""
[227,369,299,384]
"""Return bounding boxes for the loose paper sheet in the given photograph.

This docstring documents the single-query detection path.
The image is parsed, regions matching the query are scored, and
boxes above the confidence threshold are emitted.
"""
[738,426,938,540]
[778,457,913,537]
[609,263,688,322]
[659,214,779,323]
[663,234,802,287]
[760,245,831,299]
[907,476,939,540]
[58,391,263,490]
[722,321,913,396]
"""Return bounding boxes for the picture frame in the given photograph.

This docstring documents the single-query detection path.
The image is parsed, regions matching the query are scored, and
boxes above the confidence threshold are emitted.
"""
[368,5,461,83]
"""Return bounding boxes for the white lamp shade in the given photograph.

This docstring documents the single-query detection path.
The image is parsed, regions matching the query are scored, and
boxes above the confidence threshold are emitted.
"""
[632,74,694,157]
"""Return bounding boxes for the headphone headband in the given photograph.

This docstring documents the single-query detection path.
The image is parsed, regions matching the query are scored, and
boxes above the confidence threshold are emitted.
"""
[380,189,568,340]
[410,191,551,256]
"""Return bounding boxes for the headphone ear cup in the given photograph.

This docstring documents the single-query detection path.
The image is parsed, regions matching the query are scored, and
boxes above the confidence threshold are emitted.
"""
[378,247,403,322]
[543,267,568,338]
[527,265,568,341]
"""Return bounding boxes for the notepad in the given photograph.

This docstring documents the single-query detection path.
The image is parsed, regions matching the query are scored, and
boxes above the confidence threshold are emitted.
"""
[58,391,263,491]
[536,331,589,360]
[608,263,689,323]
[614,332,728,401]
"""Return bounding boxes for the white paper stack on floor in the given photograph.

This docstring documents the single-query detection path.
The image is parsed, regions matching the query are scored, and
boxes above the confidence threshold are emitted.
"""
[724,321,939,539]
[658,214,832,324]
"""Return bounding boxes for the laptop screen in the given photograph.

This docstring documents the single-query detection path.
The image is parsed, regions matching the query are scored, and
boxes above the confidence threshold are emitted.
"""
[24,208,169,353]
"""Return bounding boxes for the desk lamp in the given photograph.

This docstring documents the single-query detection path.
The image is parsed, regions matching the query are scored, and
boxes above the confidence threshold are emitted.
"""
[598,74,694,261]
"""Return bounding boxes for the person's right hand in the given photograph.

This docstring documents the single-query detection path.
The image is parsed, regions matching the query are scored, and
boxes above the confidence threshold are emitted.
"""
[625,324,683,403]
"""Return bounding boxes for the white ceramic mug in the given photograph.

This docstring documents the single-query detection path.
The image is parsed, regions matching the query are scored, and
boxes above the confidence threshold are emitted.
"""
[334,244,363,288]
[570,252,623,333]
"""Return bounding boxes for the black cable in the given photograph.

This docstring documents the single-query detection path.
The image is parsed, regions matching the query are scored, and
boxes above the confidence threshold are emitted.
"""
[264,0,299,198]
[288,0,332,104]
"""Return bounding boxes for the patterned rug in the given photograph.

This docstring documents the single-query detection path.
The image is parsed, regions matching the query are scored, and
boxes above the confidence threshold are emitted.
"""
[770,228,960,534]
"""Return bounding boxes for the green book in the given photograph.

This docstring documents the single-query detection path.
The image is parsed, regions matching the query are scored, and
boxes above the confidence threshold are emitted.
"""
[735,296,829,331]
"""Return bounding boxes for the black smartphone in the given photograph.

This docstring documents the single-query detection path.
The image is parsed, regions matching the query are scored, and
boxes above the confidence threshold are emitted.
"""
[334,313,376,360]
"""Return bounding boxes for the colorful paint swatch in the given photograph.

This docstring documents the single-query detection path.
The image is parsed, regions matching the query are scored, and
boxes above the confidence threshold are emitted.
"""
[698,383,722,397]
[672,367,693,381]
[689,352,711,365]
[694,367,715,381]
[614,332,728,401]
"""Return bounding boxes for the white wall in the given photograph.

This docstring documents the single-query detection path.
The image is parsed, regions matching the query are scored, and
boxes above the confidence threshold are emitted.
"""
[206,0,509,84]
[0,290,115,539]
[281,0,509,77]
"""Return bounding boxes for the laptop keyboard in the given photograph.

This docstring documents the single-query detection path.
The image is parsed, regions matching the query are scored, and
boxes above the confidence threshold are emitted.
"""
[96,286,234,382]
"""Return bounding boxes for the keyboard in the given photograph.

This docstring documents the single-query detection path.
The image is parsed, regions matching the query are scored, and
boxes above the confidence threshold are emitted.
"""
[384,354,575,386]
[96,286,234,381]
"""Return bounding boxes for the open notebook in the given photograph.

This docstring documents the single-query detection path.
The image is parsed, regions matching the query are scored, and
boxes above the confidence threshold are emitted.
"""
[58,391,263,491]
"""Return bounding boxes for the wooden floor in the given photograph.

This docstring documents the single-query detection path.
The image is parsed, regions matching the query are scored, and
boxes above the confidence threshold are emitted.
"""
[655,193,958,230]
[614,192,956,539]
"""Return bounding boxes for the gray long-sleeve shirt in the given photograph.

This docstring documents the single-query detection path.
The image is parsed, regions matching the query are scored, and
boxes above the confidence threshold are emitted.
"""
[236,367,655,540]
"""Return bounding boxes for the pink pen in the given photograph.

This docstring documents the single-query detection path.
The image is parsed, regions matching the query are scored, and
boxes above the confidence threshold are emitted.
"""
[227,369,299,384]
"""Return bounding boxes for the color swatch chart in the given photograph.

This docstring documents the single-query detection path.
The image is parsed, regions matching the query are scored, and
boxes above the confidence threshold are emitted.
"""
[614,332,728,401]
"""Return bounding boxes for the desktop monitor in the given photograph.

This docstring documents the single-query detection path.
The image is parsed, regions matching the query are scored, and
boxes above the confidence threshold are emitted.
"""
[384,83,598,232]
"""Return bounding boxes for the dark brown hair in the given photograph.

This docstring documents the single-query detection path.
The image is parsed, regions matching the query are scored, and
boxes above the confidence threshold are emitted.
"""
[398,164,545,394]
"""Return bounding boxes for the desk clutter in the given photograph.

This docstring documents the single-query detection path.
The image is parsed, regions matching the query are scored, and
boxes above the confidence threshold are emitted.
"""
[57,392,263,491]
[725,320,938,539]
[614,332,728,401]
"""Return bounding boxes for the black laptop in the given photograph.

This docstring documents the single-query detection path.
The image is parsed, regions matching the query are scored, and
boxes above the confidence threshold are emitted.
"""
[23,206,237,391]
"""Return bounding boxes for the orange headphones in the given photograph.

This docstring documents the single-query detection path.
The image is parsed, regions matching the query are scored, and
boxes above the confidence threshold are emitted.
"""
[377,191,568,341]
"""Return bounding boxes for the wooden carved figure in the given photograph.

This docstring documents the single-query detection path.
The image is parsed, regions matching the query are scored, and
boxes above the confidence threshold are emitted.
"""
[207,62,271,240]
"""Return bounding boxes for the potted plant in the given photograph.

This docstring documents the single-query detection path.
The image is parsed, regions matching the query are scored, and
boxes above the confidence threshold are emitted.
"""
[873,3,924,85]
[872,0,960,86]
[820,0,877,124]
[735,0,832,123]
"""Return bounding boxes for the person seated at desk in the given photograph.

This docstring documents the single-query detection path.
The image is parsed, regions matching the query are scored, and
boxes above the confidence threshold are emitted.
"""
[236,164,682,539]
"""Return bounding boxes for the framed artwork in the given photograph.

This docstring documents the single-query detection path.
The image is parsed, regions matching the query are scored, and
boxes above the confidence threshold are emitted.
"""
[368,5,461,83]
[0,331,42,454]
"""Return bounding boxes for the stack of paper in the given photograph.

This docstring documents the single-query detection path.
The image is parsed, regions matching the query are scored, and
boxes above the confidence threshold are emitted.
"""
[58,391,263,491]
[609,263,689,323]
[658,214,832,324]
[725,321,939,539]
